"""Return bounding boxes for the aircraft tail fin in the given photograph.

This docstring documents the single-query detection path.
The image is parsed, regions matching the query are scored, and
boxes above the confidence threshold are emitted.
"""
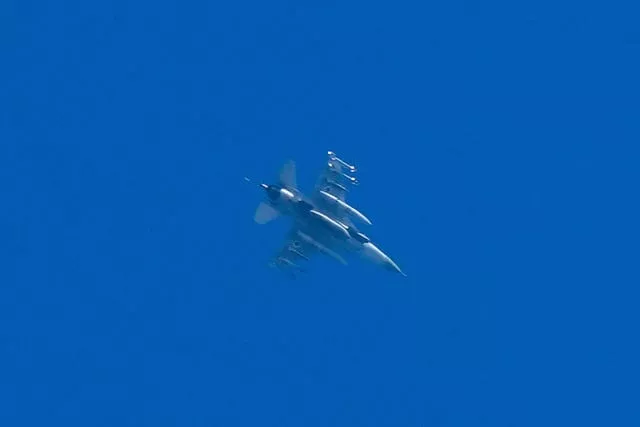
[254,202,280,224]
[278,160,297,189]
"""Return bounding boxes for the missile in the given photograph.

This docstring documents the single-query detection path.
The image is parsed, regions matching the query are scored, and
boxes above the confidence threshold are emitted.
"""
[318,190,372,225]
[328,163,358,185]
[297,231,347,265]
[270,257,305,277]
[276,256,303,270]
[286,246,310,261]
[308,209,351,240]
[327,151,357,172]
[324,179,347,193]
[340,173,359,185]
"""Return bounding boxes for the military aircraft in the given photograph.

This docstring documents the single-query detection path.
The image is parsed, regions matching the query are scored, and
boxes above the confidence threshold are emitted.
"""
[246,151,405,278]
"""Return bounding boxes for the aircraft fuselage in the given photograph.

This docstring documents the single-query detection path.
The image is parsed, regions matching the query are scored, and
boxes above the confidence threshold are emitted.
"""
[260,183,405,275]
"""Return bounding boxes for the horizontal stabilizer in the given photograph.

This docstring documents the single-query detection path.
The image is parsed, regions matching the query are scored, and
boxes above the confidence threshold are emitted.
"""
[254,202,280,224]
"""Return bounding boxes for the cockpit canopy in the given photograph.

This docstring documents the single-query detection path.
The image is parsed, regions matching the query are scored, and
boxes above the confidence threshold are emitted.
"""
[347,227,370,243]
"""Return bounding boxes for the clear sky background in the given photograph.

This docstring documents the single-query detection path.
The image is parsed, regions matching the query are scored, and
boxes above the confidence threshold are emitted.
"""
[2,0,639,426]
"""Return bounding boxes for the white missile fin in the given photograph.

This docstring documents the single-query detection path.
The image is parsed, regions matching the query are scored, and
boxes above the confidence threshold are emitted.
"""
[254,202,280,224]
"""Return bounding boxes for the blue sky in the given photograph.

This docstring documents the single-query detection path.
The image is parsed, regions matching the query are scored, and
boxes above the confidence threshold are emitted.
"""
[2,0,639,425]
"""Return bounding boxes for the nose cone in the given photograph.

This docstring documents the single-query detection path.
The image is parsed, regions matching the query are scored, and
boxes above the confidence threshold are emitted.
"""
[384,256,406,277]
[362,242,406,276]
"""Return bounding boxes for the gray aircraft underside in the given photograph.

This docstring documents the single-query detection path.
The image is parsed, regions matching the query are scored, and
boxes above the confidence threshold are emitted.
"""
[248,151,405,278]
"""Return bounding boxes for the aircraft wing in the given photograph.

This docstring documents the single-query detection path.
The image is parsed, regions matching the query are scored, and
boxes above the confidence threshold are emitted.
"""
[269,225,348,277]
[269,227,318,278]
[311,152,358,224]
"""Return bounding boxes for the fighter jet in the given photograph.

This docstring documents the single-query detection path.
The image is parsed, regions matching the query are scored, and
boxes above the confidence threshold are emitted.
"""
[247,151,405,278]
